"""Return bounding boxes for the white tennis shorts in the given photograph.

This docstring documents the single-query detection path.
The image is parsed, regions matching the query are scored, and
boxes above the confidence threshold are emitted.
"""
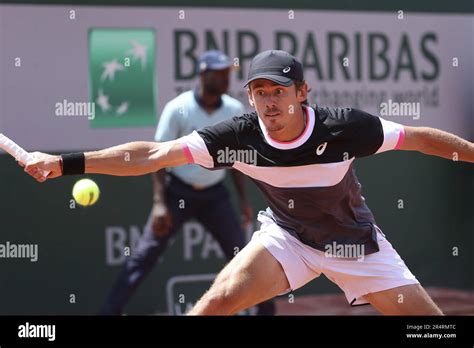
[252,212,419,305]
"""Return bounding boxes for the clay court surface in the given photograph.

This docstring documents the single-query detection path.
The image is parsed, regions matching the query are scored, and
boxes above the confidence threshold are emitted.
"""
[275,288,474,315]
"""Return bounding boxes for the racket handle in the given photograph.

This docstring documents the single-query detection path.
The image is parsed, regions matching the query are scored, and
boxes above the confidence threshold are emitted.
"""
[0,133,50,177]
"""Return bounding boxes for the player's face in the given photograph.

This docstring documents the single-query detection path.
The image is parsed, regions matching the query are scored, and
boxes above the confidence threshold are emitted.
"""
[248,79,305,132]
[201,68,231,95]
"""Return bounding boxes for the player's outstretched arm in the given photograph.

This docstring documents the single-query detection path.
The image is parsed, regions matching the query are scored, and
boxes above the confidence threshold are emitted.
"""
[24,140,189,182]
[84,141,188,176]
[400,126,474,163]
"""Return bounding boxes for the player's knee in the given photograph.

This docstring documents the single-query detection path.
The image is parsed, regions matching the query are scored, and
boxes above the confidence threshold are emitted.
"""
[417,304,444,316]
[199,292,230,314]
[199,276,243,314]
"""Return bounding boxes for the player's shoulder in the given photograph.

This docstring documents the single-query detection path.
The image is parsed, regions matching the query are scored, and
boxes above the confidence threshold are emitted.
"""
[201,111,258,135]
[197,111,258,148]
[230,111,259,129]
[315,105,360,121]
[314,105,379,127]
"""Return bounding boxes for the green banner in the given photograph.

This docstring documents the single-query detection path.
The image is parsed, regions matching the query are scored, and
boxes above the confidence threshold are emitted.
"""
[88,28,157,128]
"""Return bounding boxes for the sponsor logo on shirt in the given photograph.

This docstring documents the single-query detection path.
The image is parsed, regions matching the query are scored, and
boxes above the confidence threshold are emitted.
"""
[316,142,328,156]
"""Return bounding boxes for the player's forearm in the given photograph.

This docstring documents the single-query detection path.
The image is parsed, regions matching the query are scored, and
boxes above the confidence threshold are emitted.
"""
[403,127,474,163]
[85,141,162,176]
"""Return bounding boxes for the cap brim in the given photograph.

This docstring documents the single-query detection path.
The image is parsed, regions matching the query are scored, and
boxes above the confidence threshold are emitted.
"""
[201,61,232,72]
[243,74,293,88]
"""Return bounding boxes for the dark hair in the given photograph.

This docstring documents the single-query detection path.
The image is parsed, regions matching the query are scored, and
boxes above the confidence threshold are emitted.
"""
[294,80,310,105]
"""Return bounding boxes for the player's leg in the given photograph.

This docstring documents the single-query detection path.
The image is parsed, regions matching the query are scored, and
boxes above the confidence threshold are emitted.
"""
[321,227,443,316]
[100,180,194,315]
[188,238,289,315]
[196,184,276,315]
[363,284,443,315]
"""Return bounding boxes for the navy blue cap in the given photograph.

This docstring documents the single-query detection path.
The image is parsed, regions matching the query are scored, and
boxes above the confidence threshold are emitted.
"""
[244,50,304,87]
[198,50,232,73]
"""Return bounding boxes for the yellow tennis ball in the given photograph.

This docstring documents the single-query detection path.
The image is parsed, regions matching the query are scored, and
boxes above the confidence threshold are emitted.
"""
[72,179,100,207]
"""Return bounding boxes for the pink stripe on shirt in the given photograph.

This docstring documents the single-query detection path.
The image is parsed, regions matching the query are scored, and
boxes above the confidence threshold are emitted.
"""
[182,144,195,163]
[394,126,406,150]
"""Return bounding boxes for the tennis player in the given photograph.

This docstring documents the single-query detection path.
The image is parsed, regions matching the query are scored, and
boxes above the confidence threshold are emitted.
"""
[23,50,474,315]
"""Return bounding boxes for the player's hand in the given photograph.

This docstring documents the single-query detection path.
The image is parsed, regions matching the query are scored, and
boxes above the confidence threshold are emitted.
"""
[151,203,172,237]
[240,201,253,228]
[23,152,62,182]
